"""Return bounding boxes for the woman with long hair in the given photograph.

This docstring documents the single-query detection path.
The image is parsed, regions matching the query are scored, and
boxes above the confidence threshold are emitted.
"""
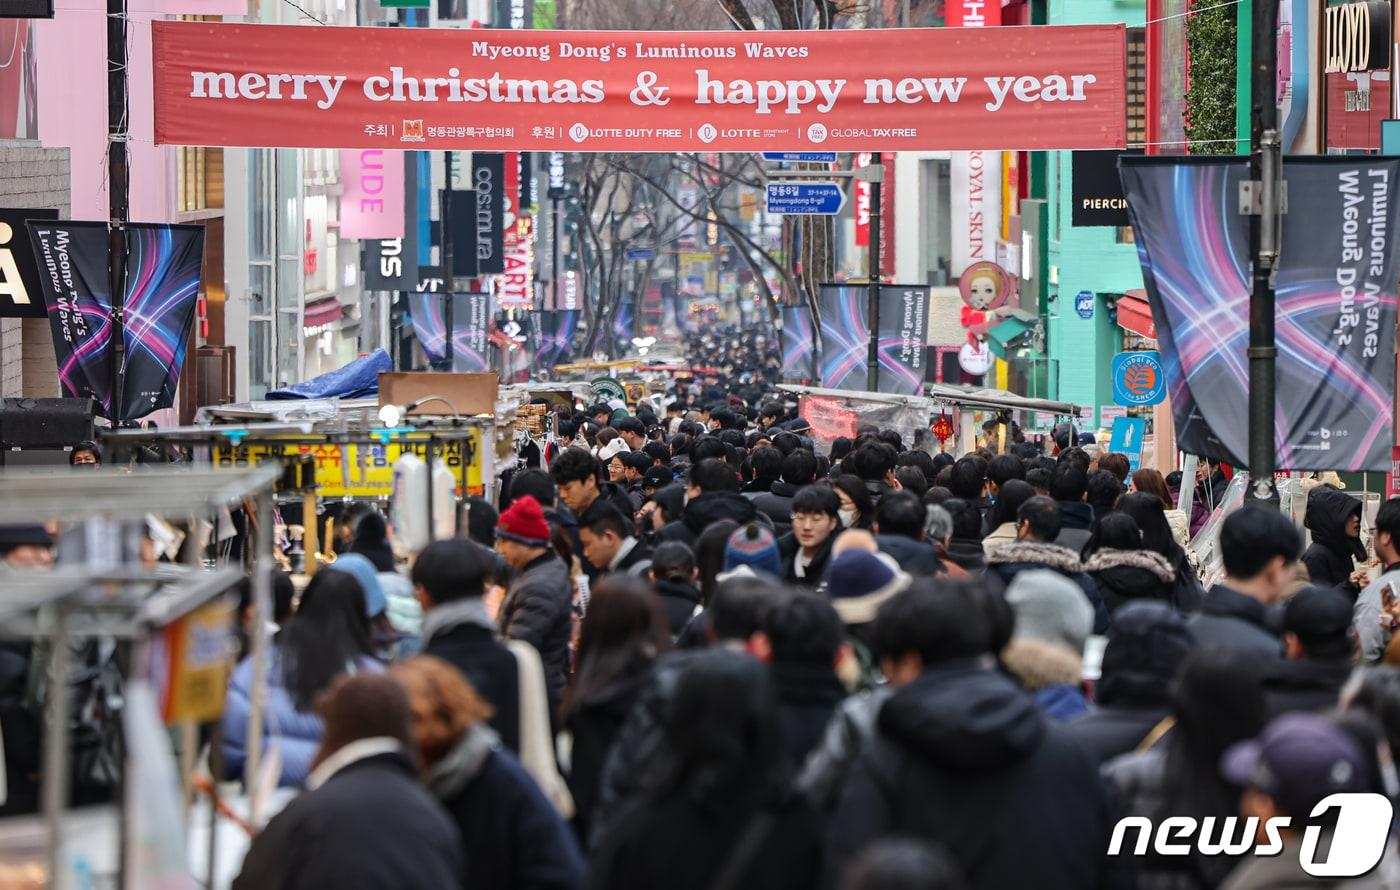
[1081,513,1175,614]
[222,569,381,787]
[562,577,672,845]
[1116,492,1205,613]
[391,656,586,890]
[1103,651,1268,889]
[589,650,823,890]
[1129,468,1191,548]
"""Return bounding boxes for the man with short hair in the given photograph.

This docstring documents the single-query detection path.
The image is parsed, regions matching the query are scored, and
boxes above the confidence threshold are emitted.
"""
[413,540,522,751]
[548,447,635,560]
[743,445,783,497]
[614,416,647,452]
[1355,497,1400,662]
[233,673,464,890]
[754,593,849,768]
[753,449,817,535]
[580,507,653,578]
[1262,586,1357,718]
[1188,506,1300,659]
[985,497,1109,633]
[781,485,842,588]
[1049,463,1094,552]
[873,491,943,577]
[848,443,899,502]
[657,457,757,549]
[826,582,1116,890]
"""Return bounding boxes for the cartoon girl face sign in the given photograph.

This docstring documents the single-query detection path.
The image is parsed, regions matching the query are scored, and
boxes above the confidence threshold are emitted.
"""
[958,261,1013,313]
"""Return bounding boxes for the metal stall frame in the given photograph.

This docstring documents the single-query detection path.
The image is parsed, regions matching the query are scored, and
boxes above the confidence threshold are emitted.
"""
[0,465,282,889]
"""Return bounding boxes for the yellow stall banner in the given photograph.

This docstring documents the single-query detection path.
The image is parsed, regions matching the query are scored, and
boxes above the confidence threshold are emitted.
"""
[213,431,484,498]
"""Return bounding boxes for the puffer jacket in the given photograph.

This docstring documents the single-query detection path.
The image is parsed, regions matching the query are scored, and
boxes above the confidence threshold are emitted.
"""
[498,553,574,707]
[985,540,1110,634]
[1301,485,1366,596]
[1001,638,1091,722]
[221,650,383,788]
[826,662,1117,890]
[1084,548,1176,614]
[657,491,759,549]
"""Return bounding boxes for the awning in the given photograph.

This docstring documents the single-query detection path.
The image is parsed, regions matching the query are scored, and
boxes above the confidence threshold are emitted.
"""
[303,297,344,330]
[986,317,1032,360]
[1117,289,1156,340]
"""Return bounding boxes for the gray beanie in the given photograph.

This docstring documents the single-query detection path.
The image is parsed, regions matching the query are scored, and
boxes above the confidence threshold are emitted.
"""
[1005,569,1093,654]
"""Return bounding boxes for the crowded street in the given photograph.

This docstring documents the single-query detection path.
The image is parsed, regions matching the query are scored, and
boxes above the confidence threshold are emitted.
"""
[1,0,1400,888]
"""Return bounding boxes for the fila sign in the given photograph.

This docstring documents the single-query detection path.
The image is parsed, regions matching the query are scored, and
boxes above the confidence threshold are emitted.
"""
[1325,0,1390,74]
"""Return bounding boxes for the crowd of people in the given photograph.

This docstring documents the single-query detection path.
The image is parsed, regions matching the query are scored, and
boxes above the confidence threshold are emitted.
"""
[10,352,1400,890]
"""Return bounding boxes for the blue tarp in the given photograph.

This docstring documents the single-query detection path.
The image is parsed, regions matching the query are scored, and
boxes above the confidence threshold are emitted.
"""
[266,349,392,400]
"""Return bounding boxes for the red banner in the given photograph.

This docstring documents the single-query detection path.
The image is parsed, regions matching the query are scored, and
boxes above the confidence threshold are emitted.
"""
[152,22,1126,152]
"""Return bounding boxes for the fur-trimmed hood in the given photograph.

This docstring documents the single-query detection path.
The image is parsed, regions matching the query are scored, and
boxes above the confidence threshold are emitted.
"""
[1002,638,1084,690]
[985,540,1085,575]
[1083,549,1175,583]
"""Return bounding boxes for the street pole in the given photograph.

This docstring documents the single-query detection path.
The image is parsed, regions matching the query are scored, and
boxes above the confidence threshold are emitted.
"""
[1246,0,1281,502]
[442,151,454,371]
[865,177,882,393]
[108,0,129,423]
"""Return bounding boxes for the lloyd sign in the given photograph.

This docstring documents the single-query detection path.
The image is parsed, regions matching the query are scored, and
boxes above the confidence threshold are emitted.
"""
[152,22,1128,152]
[1325,0,1390,74]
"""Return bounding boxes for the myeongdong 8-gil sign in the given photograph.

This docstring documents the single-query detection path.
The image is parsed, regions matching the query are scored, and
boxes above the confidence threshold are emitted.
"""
[152,22,1127,152]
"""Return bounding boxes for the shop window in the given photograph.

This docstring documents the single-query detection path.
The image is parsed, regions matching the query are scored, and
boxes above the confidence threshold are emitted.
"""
[179,146,225,213]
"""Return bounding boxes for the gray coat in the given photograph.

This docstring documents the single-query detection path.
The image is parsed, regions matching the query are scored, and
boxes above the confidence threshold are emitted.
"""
[498,552,573,705]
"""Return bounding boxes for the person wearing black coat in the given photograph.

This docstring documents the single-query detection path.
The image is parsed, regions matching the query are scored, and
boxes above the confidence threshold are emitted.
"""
[1187,506,1298,661]
[761,593,850,769]
[1065,601,1195,764]
[778,484,843,589]
[1301,484,1367,599]
[754,450,820,538]
[233,674,463,890]
[1084,548,1176,613]
[392,657,586,890]
[826,583,1117,890]
[657,458,760,549]
[589,651,824,890]
[1262,586,1356,719]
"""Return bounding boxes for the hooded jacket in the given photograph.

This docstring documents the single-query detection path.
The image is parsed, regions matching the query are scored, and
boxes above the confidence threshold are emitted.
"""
[653,577,701,638]
[826,662,1116,890]
[428,725,587,890]
[1301,486,1366,595]
[752,480,799,534]
[498,552,575,709]
[1000,638,1090,722]
[986,540,1111,634]
[658,491,759,549]
[874,534,944,578]
[1261,657,1354,719]
[1084,548,1177,614]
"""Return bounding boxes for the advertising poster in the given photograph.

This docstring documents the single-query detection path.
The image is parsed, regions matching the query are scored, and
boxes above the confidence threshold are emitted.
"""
[817,284,929,395]
[780,304,817,382]
[472,153,505,275]
[408,291,491,372]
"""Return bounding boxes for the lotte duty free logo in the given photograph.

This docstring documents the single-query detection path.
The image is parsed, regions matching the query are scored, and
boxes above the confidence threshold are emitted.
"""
[1111,350,1166,407]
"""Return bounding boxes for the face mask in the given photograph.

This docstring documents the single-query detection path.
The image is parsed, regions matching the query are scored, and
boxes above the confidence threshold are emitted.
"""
[839,509,856,528]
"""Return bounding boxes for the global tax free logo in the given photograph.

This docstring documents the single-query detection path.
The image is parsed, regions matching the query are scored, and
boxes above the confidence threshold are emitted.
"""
[1111,350,1166,407]
[1108,793,1393,879]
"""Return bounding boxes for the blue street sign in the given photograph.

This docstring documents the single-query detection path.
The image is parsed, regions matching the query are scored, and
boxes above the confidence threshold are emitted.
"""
[1111,350,1167,406]
[625,248,657,262]
[766,182,845,215]
[762,152,838,163]
[1109,416,1147,470]
[1074,290,1095,320]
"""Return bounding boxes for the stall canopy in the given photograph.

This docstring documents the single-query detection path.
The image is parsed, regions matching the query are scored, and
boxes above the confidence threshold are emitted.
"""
[266,348,391,401]
[1116,289,1156,340]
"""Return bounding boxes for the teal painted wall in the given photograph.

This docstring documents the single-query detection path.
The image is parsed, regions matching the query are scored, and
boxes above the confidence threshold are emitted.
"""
[1044,0,1146,426]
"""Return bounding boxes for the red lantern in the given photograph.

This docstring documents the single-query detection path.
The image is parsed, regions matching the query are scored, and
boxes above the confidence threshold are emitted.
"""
[932,413,954,449]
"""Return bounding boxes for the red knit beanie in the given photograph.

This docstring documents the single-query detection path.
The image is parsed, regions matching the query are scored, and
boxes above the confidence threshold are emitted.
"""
[498,495,552,546]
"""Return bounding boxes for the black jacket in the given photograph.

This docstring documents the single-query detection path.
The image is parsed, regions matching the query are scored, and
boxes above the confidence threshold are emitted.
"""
[498,552,574,707]
[653,577,701,637]
[579,481,639,528]
[658,491,759,549]
[826,663,1116,890]
[752,480,799,535]
[874,534,944,578]
[943,536,987,572]
[1262,658,1354,719]
[1187,585,1282,660]
[778,531,836,588]
[1084,548,1177,614]
[431,727,587,890]
[422,620,523,753]
[565,672,649,846]
[233,751,463,890]
[771,662,848,770]
[612,541,653,578]
[985,540,1111,634]
[590,783,823,890]
[1054,500,1096,553]
[1301,486,1366,597]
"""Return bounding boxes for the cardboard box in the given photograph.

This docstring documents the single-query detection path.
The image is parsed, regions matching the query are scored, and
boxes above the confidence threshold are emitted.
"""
[379,372,499,417]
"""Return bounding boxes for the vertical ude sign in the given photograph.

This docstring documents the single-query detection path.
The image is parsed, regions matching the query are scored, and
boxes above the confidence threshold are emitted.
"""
[0,207,58,318]
[363,152,419,289]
